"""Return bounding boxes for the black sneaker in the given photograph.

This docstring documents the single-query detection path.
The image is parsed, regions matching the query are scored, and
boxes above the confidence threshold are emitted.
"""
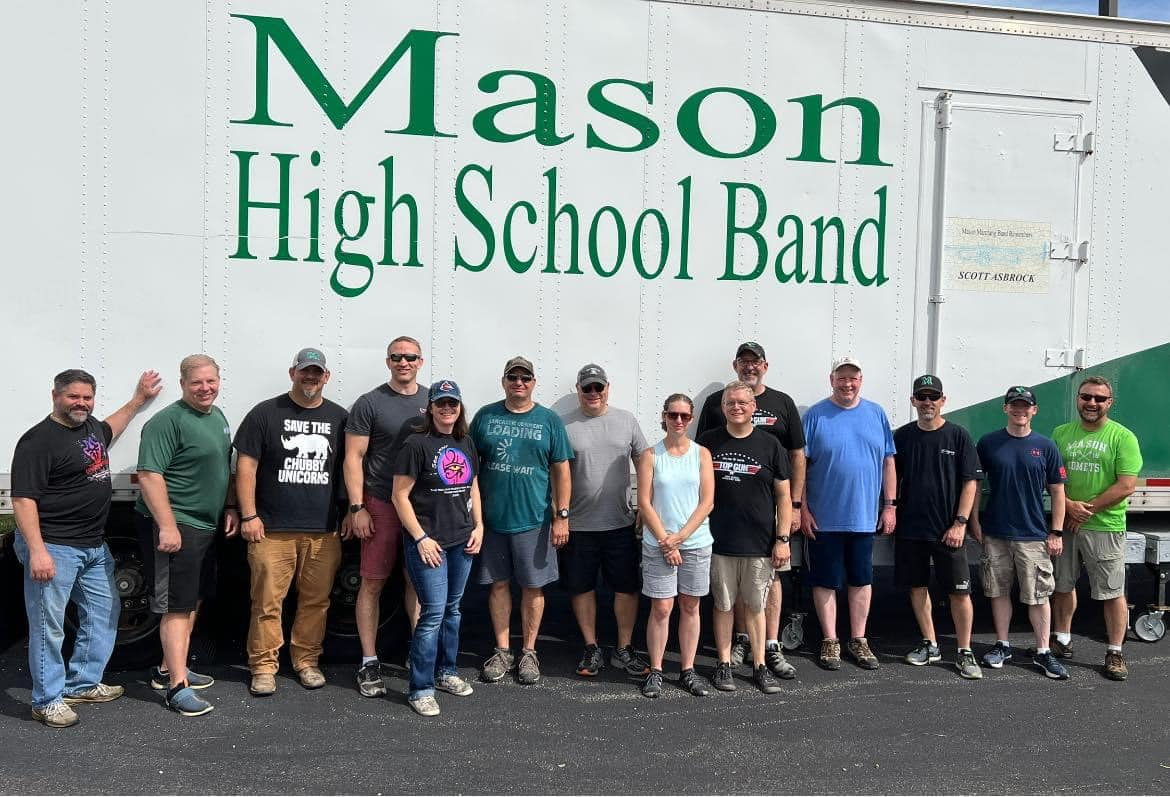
[729,634,750,668]
[679,669,711,697]
[642,670,664,698]
[610,645,651,677]
[712,661,736,692]
[1033,650,1070,680]
[765,645,797,679]
[576,644,604,677]
[356,662,386,697]
[754,664,782,694]
[982,642,1012,669]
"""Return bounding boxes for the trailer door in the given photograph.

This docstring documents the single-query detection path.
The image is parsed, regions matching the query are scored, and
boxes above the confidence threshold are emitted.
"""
[921,92,1090,410]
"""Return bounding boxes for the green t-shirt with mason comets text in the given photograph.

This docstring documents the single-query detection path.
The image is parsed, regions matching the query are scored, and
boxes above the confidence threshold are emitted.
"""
[1052,419,1142,533]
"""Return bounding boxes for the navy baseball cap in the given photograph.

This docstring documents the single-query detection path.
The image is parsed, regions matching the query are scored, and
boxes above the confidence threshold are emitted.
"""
[429,379,462,402]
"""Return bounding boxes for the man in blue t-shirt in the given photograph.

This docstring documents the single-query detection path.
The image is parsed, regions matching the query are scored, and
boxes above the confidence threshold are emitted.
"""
[972,385,1069,680]
[801,357,896,672]
[470,356,573,686]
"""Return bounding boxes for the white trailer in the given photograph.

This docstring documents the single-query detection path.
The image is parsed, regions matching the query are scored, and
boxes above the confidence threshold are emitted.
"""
[3,0,1170,646]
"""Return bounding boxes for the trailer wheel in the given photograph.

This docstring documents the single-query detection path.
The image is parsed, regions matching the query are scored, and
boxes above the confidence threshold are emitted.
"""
[1133,611,1165,643]
[781,612,805,651]
[325,540,403,641]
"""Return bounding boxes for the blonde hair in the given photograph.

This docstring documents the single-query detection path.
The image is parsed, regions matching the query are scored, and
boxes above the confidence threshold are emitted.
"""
[179,354,220,382]
[722,379,754,401]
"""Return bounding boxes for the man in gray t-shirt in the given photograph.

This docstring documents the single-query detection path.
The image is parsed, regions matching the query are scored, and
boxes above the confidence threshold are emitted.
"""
[343,336,429,698]
[559,364,651,678]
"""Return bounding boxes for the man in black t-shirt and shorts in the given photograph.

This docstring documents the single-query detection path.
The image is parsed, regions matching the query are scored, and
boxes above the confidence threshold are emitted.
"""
[698,380,793,695]
[892,375,982,679]
[696,342,804,679]
[344,336,429,698]
[235,348,348,697]
[11,367,161,727]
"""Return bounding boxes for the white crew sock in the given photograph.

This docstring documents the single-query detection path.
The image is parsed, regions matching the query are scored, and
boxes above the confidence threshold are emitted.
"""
[1055,632,1071,645]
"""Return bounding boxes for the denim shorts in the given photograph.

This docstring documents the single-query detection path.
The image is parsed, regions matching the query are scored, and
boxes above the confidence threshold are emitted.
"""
[806,531,875,590]
[641,542,712,599]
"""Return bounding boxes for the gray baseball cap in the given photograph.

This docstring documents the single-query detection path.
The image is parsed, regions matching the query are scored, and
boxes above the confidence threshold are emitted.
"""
[576,363,608,387]
[292,347,328,371]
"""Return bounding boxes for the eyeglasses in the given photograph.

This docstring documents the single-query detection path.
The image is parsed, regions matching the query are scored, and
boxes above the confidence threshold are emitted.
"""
[722,400,754,408]
[913,392,942,402]
[579,383,605,394]
[505,373,533,384]
[1078,393,1111,404]
[735,358,765,369]
[388,353,420,363]
[665,412,693,422]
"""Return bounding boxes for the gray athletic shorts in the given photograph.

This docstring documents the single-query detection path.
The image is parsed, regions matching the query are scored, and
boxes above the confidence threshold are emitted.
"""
[641,542,712,599]
[476,524,559,589]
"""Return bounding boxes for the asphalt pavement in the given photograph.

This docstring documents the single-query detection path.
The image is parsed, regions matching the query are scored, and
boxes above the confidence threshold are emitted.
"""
[2,575,1170,794]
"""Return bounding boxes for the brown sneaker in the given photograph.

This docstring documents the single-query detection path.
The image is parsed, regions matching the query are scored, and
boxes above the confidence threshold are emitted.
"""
[297,666,326,690]
[249,673,277,696]
[63,683,124,703]
[1051,637,1074,658]
[847,637,880,670]
[819,638,842,670]
[1103,650,1128,681]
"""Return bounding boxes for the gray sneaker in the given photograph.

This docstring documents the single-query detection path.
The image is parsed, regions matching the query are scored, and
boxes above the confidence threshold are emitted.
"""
[408,695,441,717]
[765,645,797,679]
[517,649,541,685]
[729,634,750,668]
[956,648,983,680]
[32,701,79,728]
[904,640,942,666]
[63,683,124,703]
[435,672,474,696]
[481,648,514,683]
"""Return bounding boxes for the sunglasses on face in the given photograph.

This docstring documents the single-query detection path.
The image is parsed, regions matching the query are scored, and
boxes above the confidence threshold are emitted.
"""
[505,373,533,384]
[433,398,460,409]
[389,353,420,363]
[579,384,605,394]
[914,392,942,402]
[1079,393,1111,404]
[665,412,692,422]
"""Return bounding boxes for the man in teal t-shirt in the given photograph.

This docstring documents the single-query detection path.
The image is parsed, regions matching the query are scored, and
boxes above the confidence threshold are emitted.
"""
[470,356,573,686]
[1051,375,1142,681]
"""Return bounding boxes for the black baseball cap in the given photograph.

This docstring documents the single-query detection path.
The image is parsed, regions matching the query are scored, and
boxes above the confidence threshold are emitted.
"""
[912,375,943,395]
[1004,385,1037,405]
[736,341,766,360]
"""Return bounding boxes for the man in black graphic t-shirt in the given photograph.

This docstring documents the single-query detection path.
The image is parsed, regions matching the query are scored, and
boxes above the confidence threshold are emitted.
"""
[893,375,981,679]
[696,341,804,678]
[697,380,792,696]
[234,348,348,697]
[12,367,161,727]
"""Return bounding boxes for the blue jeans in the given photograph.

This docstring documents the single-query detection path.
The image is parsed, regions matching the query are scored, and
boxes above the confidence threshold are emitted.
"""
[14,533,120,708]
[403,539,473,699]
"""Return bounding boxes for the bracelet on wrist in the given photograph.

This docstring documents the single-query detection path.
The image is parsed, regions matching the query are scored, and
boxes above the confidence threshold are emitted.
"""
[413,534,429,546]
[1049,529,1064,537]
[240,513,259,523]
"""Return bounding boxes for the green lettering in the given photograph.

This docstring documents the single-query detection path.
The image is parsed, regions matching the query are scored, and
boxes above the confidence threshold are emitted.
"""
[589,207,626,277]
[787,94,891,166]
[852,186,888,286]
[378,155,423,267]
[453,163,494,272]
[720,182,768,280]
[811,215,847,284]
[230,150,297,262]
[585,79,660,153]
[774,214,805,283]
[504,201,537,273]
[677,88,776,159]
[330,190,375,298]
[632,209,669,280]
[473,70,572,146]
[544,168,582,275]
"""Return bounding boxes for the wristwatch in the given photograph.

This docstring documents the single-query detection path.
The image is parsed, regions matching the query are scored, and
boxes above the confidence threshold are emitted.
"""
[881,499,897,507]
[556,507,570,519]
[775,534,791,544]
[791,501,803,510]
[954,514,969,525]
[1049,529,1064,537]
[349,503,365,514]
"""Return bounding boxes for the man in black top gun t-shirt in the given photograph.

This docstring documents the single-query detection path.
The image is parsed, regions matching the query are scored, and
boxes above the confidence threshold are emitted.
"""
[893,375,981,680]
[235,348,348,697]
[696,341,804,678]
[698,380,793,695]
[11,367,162,727]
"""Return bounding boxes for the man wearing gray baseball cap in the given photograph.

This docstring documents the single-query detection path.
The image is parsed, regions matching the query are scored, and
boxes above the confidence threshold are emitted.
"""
[558,364,652,682]
[234,347,349,696]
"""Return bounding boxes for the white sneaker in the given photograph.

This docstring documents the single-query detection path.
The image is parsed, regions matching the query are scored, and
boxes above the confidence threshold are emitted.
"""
[32,701,79,728]
[435,673,474,696]
[408,695,441,717]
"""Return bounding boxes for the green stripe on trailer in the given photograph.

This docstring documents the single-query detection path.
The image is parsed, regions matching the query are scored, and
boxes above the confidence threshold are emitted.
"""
[946,342,1170,478]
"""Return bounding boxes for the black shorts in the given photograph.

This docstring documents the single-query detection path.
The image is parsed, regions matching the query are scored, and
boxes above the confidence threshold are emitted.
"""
[135,512,217,614]
[559,526,641,595]
[894,537,971,594]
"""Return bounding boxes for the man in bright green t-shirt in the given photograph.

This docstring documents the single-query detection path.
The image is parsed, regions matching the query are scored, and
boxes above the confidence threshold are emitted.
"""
[1051,375,1142,681]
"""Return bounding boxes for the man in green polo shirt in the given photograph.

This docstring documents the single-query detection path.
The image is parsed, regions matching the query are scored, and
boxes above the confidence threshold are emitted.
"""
[1051,375,1142,681]
[136,354,238,716]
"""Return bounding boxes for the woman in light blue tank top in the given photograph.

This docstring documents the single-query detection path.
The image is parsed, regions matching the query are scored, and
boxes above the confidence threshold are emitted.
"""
[636,394,714,697]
